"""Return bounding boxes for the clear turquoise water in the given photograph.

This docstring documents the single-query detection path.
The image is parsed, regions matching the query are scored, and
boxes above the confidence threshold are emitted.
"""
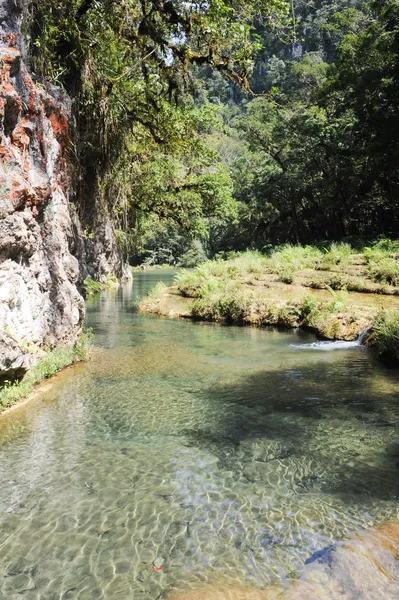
[0,270,398,599]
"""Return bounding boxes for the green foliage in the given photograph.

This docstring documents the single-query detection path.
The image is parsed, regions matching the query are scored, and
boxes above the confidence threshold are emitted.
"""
[366,238,399,254]
[268,245,322,272]
[368,311,399,363]
[191,279,247,322]
[29,0,289,259]
[29,0,399,258]
[363,239,399,287]
[83,276,118,295]
[318,243,353,270]
[178,240,208,268]
[277,265,295,284]
[83,277,104,295]
[172,263,361,340]
[206,1,399,248]
[368,258,399,287]
[0,332,92,411]
[175,270,204,297]
[147,282,168,300]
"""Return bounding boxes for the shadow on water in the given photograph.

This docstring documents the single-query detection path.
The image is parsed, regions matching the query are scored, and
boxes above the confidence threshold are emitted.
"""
[188,357,399,502]
[0,273,398,599]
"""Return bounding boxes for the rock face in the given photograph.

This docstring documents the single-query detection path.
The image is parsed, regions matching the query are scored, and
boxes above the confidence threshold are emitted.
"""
[0,0,127,380]
[0,333,31,381]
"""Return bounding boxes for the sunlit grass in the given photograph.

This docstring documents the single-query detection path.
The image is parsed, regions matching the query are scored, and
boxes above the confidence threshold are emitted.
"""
[0,331,92,411]
[142,241,399,359]
[368,257,399,287]
[367,311,399,363]
[268,244,322,272]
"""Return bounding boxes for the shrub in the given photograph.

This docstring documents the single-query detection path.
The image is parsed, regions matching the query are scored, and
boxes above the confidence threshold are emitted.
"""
[83,277,104,295]
[277,266,295,284]
[305,273,348,290]
[268,244,322,273]
[367,238,399,254]
[175,270,204,297]
[147,282,168,299]
[368,257,399,286]
[297,295,318,320]
[316,242,353,271]
[367,311,399,363]
[178,240,208,268]
[192,280,247,322]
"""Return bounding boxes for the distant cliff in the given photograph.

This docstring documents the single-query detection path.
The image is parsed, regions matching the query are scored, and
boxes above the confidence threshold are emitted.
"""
[0,0,128,380]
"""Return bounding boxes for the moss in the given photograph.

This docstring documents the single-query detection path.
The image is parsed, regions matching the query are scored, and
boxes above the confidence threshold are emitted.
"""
[0,330,92,412]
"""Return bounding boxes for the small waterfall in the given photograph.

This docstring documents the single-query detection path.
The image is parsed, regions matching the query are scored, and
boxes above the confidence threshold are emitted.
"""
[357,329,369,345]
[291,330,368,351]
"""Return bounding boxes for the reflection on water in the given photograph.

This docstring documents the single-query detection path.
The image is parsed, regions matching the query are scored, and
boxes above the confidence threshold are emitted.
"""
[0,270,398,599]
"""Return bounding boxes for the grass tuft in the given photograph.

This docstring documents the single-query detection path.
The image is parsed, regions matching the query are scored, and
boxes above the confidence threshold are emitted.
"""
[0,330,92,412]
[83,277,104,295]
[367,311,399,363]
[368,257,399,287]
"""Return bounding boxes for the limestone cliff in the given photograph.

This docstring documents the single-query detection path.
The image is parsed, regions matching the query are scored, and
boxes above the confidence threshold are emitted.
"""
[0,0,127,380]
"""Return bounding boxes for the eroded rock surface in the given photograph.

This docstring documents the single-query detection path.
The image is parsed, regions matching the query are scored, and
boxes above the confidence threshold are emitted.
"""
[0,0,131,380]
[0,333,30,381]
[0,0,85,378]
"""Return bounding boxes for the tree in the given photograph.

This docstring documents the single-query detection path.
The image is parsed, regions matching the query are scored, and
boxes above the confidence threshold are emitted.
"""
[29,0,289,254]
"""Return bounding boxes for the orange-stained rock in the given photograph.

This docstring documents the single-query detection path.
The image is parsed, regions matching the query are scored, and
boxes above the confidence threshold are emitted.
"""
[0,10,85,380]
[167,521,399,600]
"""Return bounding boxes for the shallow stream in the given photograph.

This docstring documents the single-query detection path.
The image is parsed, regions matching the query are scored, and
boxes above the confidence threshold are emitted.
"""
[0,271,398,599]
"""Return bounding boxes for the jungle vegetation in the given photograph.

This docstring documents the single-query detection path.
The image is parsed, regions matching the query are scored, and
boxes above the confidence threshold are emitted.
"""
[29,0,399,266]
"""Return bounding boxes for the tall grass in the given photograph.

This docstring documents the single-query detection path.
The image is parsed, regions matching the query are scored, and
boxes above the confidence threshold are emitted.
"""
[0,331,92,411]
[192,279,247,322]
[268,245,322,272]
[367,311,399,363]
[175,252,269,295]
[175,270,204,297]
[146,241,399,359]
[367,257,399,287]
[318,242,353,270]
[187,277,363,340]
[146,282,168,299]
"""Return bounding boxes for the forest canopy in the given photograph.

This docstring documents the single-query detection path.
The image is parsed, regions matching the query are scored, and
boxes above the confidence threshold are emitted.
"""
[29,0,399,265]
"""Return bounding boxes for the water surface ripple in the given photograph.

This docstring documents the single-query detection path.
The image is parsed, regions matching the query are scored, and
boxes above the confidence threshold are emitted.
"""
[0,271,398,599]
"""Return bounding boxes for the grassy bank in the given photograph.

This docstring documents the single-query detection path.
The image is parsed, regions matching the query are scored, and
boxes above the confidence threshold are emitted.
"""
[0,331,92,413]
[139,243,399,363]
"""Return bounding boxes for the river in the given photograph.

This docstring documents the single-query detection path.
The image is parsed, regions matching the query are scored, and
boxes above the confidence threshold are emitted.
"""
[0,270,398,599]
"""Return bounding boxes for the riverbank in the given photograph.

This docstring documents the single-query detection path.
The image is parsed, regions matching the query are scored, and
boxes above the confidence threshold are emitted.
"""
[0,331,92,414]
[139,245,399,363]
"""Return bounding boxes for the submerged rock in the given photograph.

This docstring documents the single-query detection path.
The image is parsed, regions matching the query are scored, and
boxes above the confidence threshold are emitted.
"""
[167,520,399,599]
